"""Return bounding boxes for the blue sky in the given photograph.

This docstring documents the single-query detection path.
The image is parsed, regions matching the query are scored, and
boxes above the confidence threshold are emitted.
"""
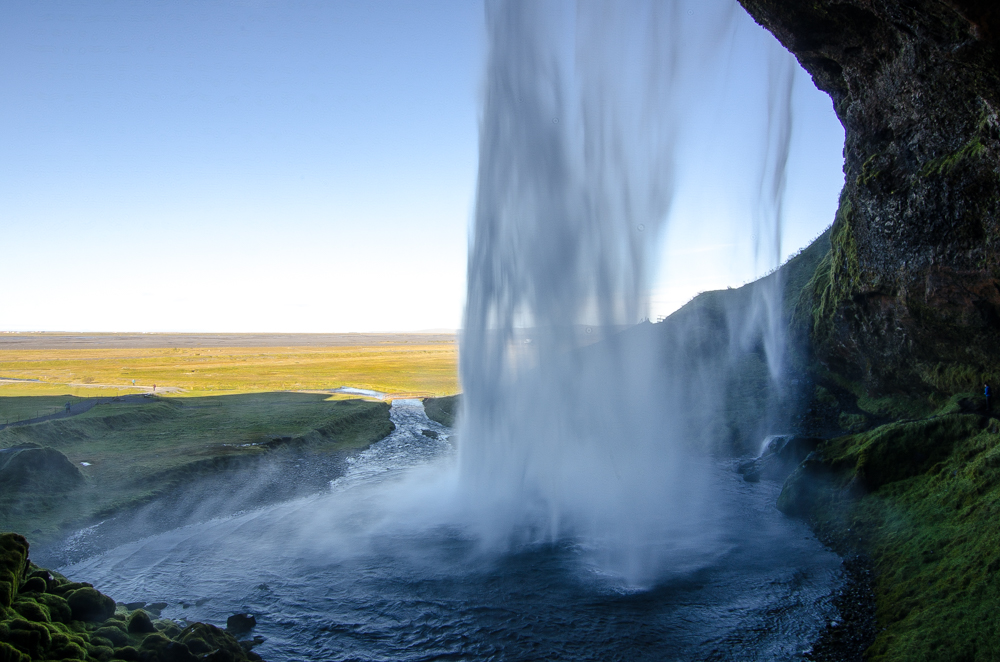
[1,0,843,333]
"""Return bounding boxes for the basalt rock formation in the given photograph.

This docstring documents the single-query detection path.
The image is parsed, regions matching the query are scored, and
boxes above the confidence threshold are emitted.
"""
[739,0,1000,396]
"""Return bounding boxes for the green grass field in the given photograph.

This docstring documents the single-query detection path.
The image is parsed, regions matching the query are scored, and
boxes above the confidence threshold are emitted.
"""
[0,392,395,539]
[0,342,458,398]
[0,337,459,540]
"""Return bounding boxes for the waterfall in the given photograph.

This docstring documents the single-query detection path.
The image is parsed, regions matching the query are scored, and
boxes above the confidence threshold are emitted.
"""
[457,0,797,583]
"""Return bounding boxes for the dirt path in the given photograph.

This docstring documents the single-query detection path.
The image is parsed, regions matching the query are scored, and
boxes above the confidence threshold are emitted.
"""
[0,393,159,431]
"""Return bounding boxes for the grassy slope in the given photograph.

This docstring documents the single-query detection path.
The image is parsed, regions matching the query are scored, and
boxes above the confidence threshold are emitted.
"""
[423,395,460,428]
[0,393,393,539]
[780,411,1000,661]
[773,220,1000,660]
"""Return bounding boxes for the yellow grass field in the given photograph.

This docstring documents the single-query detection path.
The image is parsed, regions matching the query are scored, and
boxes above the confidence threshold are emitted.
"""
[0,342,459,402]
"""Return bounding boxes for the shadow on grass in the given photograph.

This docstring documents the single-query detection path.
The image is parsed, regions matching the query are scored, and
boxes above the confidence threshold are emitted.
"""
[0,392,394,546]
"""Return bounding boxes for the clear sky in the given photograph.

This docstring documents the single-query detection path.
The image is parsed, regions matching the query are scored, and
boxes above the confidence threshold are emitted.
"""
[0,0,844,333]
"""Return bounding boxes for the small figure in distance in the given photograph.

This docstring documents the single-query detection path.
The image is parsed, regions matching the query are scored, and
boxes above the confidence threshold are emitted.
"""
[985,383,992,414]
[152,384,156,393]
[65,402,70,414]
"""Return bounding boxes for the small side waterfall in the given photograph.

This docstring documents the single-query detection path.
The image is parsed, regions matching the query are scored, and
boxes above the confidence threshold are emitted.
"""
[458,0,798,582]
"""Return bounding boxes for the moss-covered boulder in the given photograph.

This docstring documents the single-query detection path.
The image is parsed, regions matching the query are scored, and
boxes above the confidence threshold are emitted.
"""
[177,622,258,660]
[138,632,198,662]
[65,586,116,622]
[0,534,28,609]
[0,531,267,661]
[127,609,157,634]
[94,624,129,647]
[0,641,28,662]
[34,593,71,623]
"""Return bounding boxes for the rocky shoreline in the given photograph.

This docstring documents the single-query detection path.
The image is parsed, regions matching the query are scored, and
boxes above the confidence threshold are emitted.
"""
[0,532,263,662]
[808,552,878,662]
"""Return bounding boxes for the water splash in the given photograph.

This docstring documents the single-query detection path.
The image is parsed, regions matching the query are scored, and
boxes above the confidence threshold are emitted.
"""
[457,0,799,583]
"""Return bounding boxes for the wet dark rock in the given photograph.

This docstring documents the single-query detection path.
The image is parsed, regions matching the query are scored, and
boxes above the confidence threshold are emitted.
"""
[27,569,52,583]
[147,601,168,616]
[776,456,836,517]
[226,613,257,636]
[772,436,823,463]
[66,585,116,622]
[737,435,824,484]
[125,600,147,610]
[420,429,439,439]
[807,556,878,661]
[738,0,1000,397]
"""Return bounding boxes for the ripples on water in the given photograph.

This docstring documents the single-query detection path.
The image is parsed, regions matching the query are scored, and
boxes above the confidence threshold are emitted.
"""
[48,401,841,661]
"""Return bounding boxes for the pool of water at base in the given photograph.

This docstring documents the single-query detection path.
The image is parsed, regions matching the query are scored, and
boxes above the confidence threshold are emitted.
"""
[46,401,842,662]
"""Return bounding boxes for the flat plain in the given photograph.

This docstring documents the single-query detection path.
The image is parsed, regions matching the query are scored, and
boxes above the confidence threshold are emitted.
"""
[0,333,459,539]
[0,333,459,422]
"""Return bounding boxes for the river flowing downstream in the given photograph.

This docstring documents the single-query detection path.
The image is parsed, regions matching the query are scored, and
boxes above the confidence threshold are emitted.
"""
[47,400,842,661]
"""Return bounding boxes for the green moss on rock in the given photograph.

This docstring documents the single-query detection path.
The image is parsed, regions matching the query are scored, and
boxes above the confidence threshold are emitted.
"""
[0,534,28,609]
[811,193,860,348]
[126,609,156,634]
[0,533,267,661]
[0,641,28,662]
[66,586,116,623]
[94,624,129,647]
[778,414,1000,660]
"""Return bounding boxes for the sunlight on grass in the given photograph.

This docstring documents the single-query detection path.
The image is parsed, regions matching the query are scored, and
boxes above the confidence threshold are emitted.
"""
[0,342,459,401]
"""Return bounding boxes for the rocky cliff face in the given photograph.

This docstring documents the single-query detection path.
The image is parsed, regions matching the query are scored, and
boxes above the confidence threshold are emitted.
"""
[739,0,1000,396]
